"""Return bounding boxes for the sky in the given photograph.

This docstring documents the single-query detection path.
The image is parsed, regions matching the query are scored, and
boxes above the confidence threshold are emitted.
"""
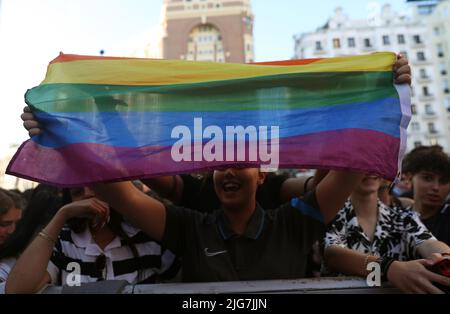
[0,0,408,156]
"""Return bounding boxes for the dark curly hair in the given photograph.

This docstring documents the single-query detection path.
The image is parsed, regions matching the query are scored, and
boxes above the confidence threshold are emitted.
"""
[0,189,14,216]
[0,185,61,259]
[402,145,450,182]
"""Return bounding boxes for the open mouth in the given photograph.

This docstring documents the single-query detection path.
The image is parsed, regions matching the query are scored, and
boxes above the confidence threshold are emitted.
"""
[222,181,242,192]
[426,195,441,202]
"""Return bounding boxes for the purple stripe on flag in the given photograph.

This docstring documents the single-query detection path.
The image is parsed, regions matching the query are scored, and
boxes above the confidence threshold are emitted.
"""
[7,128,400,187]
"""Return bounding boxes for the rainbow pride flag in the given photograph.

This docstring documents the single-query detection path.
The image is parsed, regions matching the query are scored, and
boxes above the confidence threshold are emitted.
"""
[7,52,410,187]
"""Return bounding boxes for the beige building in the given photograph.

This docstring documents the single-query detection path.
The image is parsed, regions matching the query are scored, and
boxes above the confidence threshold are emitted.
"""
[293,3,450,152]
[427,0,450,149]
[162,0,254,63]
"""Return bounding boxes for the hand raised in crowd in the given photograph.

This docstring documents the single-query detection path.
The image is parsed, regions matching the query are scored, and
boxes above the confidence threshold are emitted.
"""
[59,197,110,228]
[5,196,110,294]
[387,257,450,294]
[21,106,41,137]
[393,53,412,86]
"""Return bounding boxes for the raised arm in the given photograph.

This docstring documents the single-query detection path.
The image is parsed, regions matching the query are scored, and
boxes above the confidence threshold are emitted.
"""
[315,171,364,225]
[279,169,329,203]
[91,182,167,241]
[141,176,184,204]
[6,198,109,294]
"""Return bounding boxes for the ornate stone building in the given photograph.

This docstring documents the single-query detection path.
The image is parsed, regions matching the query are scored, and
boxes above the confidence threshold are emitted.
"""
[162,0,254,63]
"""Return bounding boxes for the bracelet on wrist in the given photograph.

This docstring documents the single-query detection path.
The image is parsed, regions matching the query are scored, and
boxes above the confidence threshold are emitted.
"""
[38,230,57,246]
[376,257,396,282]
[303,176,314,193]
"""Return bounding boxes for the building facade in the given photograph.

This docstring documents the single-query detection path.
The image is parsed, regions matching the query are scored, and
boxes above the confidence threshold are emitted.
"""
[427,0,450,150]
[293,3,450,152]
[162,0,254,63]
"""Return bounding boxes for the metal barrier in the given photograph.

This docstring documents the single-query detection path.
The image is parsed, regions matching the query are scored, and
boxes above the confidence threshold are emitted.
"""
[42,277,400,294]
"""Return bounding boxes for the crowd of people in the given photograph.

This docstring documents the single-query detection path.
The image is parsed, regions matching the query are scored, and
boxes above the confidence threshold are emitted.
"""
[1,55,450,294]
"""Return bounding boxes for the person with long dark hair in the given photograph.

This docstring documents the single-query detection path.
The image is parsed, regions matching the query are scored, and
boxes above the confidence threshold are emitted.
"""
[0,185,61,293]
[5,187,179,293]
[0,189,21,247]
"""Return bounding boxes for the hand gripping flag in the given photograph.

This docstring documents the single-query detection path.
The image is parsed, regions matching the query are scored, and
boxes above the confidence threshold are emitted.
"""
[7,52,411,187]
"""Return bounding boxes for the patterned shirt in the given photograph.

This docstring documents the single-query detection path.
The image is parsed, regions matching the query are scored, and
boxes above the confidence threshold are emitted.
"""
[47,222,179,285]
[323,199,435,272]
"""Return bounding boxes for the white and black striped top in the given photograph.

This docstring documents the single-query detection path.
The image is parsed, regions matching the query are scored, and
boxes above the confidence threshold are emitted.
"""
[47,222,179,285]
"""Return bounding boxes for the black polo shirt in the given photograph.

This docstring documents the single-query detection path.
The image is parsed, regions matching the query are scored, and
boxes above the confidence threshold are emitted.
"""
[162,191,325,282]
[422,203,450,246]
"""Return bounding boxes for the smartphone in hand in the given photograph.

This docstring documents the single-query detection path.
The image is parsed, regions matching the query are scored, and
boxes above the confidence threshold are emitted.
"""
[429,257,450,293]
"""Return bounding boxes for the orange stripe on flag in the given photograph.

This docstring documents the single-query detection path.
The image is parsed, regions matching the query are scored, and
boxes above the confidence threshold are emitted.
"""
[50,53,159,64]
[251,59,323,66]
[51,53,323,66]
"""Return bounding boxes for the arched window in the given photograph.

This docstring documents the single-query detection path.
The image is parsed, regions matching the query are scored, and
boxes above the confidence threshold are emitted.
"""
[187,24,225,62]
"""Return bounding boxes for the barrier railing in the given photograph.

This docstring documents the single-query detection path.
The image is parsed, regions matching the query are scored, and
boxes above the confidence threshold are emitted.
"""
[42,277,400,294]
